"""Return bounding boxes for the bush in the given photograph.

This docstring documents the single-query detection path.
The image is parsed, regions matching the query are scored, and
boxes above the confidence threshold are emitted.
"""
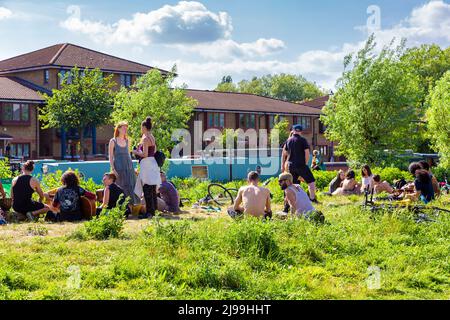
[0,159,12,179]
[313,171,339,191]
[83,203,126,240]
[40,169,103,192]
[371,167,413,184]
[432,166,449,182]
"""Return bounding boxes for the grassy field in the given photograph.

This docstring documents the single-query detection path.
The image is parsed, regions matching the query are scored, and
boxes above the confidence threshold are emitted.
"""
[0,192,449,300]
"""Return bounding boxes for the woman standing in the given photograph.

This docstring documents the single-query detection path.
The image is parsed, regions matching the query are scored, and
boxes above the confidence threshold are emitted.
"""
[108,122,139,205]
[133,117,161,219]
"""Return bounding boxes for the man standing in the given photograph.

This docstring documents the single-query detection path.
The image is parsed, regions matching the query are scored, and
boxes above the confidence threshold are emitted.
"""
[281,124,318,203]
[229,171,272,219]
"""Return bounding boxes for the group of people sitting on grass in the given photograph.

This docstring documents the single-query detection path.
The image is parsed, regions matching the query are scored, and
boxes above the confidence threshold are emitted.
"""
[326,161,439,204]
[0,159,180,223]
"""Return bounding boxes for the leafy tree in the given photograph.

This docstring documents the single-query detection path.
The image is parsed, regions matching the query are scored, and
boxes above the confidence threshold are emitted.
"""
[270,116,290,146]
[112,68,197,153]
[400,44,450,153]
[321,36,421,165]
[426,71,450,168]
[40,67,115,155]
[215,74,325,102]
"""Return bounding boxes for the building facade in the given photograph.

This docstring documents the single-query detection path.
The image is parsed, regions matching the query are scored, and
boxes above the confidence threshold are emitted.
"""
[0,43,334,161]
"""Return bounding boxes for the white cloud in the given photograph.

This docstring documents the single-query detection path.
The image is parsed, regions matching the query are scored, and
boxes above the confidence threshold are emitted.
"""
[172,38,286,60]
[60,1,232,45]
[169,0,450,90]
[0,7,12,20]
[61,1,450,91]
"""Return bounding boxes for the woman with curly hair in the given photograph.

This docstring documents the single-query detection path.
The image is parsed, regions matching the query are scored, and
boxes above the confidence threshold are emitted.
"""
[52,171,96,221]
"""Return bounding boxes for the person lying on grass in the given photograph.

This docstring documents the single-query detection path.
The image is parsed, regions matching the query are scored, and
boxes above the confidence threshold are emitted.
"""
[96,172,129,217]
[373,175,394,195]
[332,170,361,196]
[51,171,96,222]
[228,171,272,219]
[157,171,180,214]
[11,160,51,221]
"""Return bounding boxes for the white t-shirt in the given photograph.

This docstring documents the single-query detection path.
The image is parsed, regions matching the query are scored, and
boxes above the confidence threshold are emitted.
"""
[362,175,374,191]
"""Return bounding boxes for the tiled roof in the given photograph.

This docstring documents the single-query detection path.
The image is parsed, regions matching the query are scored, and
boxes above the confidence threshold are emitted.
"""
[186,89,322,115]
[0,77,46,102]
[300,95,330,109]
[0,43,168,74]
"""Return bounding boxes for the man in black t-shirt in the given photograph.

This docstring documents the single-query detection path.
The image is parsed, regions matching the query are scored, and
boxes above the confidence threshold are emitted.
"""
[281,124,318,203]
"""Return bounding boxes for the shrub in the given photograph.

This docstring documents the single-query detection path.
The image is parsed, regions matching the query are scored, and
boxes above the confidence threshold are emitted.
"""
[432,166,449,182]
[313,171,339,191]
[83,202,126,240]
[40,169,103,192]
[0,159,12,179]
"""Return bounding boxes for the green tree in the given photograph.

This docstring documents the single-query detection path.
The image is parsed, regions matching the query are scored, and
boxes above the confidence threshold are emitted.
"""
[426,71,450,168]
[400,44,450,153]
[112,68,197,153]
[215,74,325,102]
[321,36,421,165]
[270,116,290,147]
[40,67,115,155]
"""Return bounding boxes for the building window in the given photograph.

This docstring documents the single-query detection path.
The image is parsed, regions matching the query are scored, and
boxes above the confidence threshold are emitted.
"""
[120,74,132,88]
[207,112,225,129]
[319,120,326,134]
[2,103,30,123]
[317,145,328,156]
[59,70,72,85]
[268,115,285,129]
[44,70,49,84]
[239,114,256,129]
[10,143,30,158]
[293,116,311,131]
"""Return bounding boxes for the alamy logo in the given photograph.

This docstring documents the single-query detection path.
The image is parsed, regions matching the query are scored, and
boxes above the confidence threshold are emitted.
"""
[366,266,381,290]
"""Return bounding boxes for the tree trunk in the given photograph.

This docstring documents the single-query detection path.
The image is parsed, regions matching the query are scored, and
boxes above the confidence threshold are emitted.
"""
[78,127,85,161]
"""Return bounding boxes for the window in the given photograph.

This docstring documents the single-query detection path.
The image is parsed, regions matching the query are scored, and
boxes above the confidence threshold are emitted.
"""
[319,120,326,134]
[207,112,225,129]
[268,115,285,129]
[10,143,30,158]
[317,145,328,156]
[293,116,311,131]
[44,70,49,84]
[239,114,256,129]
[2,103,30,123]
[120,74,132,87]
[59,70,72,85]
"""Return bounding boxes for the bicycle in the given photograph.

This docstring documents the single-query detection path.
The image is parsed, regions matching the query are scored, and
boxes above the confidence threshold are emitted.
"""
[362,187,450,223]
[207,183,239,206]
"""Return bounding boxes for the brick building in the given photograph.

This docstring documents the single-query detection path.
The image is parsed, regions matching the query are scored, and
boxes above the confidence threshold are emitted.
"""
[0,43,334,161]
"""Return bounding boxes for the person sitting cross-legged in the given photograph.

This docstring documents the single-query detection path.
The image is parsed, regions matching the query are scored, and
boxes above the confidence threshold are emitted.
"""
[96,172,129,217]
[52,171,96,222]
[11,160,52,221]
[228,171,272,219]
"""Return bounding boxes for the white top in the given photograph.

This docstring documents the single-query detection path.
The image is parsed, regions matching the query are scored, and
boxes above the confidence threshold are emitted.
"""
[287,185,315,216]
[362,175,374,192]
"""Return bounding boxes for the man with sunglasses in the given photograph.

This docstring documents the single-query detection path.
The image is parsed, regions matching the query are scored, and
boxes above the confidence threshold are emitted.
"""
[278,172,315,217]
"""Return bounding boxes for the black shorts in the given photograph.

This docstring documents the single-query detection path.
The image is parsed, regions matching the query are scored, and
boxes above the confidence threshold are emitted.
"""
[13,201,45,214]
[288,164,316,184]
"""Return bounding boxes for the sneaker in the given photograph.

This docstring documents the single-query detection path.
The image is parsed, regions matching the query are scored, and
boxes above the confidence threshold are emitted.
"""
[26,212,37,222]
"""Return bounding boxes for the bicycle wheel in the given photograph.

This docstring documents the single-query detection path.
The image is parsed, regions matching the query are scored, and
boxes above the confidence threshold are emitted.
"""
[208,184,235,206]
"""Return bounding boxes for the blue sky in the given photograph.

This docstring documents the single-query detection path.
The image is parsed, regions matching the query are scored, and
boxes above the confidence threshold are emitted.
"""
[0,0,449,89]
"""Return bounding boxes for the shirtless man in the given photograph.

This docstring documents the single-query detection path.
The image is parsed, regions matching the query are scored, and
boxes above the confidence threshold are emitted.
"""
[230,171,272,218]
